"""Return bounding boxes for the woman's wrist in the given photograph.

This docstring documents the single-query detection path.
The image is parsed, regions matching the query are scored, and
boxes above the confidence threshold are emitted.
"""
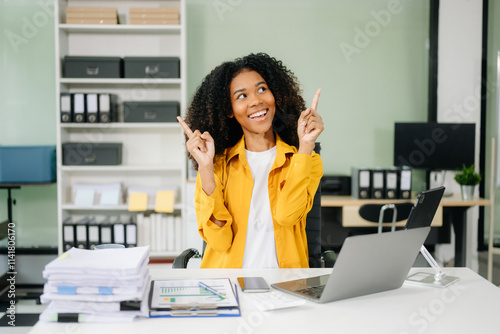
[298,141,315,155]
[198,163,215,196]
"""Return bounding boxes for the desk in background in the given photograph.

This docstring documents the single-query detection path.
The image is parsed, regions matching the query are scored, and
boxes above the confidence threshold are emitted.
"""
[321,194,491,267]
[29,266,500,333]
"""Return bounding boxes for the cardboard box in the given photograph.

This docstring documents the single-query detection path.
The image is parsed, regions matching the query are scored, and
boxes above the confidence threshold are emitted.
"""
[129,19,179,25]
[66,12,117,19]
[67,7,117,13]
[129,13,179,20]
[129,7,179,14]
[66,18,118,25]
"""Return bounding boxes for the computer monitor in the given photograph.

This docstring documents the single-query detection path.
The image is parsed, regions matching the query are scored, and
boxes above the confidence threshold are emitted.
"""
[393,122,475,170]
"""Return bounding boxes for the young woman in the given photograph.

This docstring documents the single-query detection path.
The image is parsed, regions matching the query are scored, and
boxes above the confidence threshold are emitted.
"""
[178,53,324,268]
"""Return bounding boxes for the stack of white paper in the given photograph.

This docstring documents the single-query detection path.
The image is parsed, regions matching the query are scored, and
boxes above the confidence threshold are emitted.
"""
[39,246,151,323]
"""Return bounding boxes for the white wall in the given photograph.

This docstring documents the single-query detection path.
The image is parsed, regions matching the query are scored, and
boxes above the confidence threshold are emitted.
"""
[437,0,483,270]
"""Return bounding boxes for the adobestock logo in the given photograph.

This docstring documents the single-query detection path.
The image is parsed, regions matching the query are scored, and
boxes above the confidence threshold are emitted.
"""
[213,0,244,21]
[339,0,403,64]
[400,283,467,333]
[3,0,57,54]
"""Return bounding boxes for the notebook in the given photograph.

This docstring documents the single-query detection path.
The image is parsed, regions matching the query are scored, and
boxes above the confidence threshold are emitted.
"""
[271,227,430,303]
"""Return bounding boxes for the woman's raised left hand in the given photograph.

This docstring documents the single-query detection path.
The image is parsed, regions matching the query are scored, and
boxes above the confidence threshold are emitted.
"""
[298,88,324,154]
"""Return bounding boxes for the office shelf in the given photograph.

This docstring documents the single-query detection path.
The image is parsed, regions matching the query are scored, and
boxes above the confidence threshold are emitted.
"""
[60,122,181,129]
[61,203,182,211]
[59,24,181,34]
[60,165,184,172]
[59,78,182,85]
[55,0,187,259]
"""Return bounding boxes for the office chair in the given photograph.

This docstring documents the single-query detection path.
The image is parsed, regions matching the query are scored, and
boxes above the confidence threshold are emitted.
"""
[173,143,336,269]
[358,202,414,234]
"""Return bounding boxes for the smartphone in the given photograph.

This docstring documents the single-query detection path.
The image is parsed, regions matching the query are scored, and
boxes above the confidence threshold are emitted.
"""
[237,277,270,292]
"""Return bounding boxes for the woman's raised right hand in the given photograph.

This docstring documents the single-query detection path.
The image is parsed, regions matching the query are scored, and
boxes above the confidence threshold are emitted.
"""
[177,116,215,168]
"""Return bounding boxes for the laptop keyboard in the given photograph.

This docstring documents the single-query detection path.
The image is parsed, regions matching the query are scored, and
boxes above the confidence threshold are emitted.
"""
[296,285,325,298]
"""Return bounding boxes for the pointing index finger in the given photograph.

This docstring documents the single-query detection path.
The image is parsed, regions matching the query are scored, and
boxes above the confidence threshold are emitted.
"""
[311,88,321,112]
[177,116,194,139]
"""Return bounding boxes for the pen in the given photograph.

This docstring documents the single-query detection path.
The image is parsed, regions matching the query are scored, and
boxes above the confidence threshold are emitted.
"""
[198,282,227,299]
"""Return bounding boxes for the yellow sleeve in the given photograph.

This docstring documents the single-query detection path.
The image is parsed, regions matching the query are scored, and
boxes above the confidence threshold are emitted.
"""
[194,168,234,252]
[274,152,323,227]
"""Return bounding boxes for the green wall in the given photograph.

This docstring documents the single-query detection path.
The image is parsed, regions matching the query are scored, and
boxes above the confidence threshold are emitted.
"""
[186,0,430,175]
[0,0,57,247]
[0,0,430,247]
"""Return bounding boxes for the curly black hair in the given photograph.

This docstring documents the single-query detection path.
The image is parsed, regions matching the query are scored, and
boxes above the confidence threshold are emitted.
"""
[184,53,306,170]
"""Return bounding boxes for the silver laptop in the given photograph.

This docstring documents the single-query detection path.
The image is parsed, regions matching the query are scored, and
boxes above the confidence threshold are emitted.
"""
[271,227,430,303]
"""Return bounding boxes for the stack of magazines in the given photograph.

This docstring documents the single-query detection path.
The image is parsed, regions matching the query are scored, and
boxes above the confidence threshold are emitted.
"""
[39,246,150,323]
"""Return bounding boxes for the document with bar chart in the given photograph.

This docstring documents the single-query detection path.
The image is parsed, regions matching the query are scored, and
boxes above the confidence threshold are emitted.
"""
[149,278,238,310]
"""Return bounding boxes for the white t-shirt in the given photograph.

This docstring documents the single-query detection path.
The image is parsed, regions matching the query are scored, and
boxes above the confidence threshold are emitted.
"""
[241,146,279,269]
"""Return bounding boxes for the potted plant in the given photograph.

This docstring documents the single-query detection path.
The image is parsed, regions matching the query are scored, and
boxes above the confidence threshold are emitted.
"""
[454,164,481,200]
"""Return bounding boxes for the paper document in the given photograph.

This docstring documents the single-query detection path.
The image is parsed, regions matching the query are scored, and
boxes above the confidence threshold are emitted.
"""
[43,246,150,277]
[128,193,148,211]
[149,278,238,309]
[155,190,175,213]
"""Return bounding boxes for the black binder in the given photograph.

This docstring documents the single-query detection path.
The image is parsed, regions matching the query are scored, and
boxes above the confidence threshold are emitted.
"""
[85,93,99,123]
[72,93,86,123]
[62,217,76,251]
[371,168,385,199]
[112,218,125,246]
[98,93,118,123]
[87,217,100,250]
[399,167,412,199]
[60,93,73,123]
[99,217,113,245]
[384,168,399,200]
[75,217,89,249]
[351,167,371,199]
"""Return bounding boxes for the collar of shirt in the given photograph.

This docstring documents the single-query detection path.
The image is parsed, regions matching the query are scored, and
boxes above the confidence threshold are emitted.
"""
[225,133,295,170]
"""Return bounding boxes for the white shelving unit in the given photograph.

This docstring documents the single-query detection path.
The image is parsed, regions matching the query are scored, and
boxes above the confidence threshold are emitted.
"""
[54,0,187,259]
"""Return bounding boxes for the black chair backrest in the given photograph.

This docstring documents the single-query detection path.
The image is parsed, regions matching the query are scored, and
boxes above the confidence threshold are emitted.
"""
[306,184,322,267]
[358,202,414,223]
[306,142,322,268]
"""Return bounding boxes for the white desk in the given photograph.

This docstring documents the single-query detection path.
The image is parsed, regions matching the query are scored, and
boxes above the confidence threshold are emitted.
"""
[29,267,500,334]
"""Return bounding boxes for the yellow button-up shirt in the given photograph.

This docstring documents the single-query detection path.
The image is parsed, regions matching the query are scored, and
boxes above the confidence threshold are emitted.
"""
[195,134,323,268]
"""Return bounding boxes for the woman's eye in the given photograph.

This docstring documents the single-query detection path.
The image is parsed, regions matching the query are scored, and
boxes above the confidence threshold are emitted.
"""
[237,93,246,100]
[258,86,266,93]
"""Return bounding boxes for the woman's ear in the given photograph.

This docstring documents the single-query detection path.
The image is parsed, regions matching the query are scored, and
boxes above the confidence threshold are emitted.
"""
[228,113,234,118]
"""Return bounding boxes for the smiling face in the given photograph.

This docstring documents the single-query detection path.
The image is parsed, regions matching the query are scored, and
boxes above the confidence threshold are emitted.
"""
[229,69,276,145]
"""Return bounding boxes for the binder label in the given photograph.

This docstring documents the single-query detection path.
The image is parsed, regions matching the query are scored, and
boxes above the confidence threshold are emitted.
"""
[359,170,370,187]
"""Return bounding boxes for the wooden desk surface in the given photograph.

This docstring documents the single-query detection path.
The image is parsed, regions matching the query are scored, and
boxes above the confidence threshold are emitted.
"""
[321,194,491,207]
